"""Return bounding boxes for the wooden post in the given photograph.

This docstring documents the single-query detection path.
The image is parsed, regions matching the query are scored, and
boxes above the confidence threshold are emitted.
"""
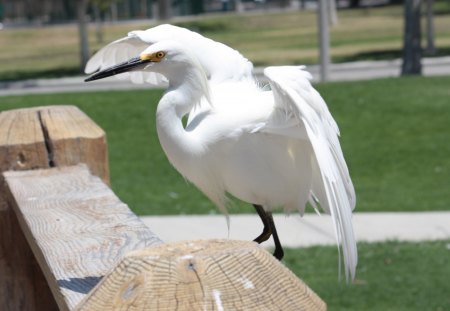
[0,106,109,311]
[1,105,326,310]
[4,165,163,310]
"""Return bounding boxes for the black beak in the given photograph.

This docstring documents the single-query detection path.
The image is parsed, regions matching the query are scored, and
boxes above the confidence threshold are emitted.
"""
[85,56,150,82]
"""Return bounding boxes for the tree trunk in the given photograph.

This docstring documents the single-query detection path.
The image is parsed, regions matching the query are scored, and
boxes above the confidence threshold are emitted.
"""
[110,2,118,22]
[349,0,360,9]
[158,0,172,20]
[235,0,244,13]
[77,0,90,72]
[425,0,436,54]
[401,0,422,76]
[94,5,103,44]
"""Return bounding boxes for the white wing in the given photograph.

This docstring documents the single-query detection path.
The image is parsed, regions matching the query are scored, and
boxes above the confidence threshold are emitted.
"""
[85,32,167,85]
[263,66,357,280]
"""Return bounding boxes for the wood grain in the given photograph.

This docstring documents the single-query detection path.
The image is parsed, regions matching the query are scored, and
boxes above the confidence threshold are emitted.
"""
[76,239,326,311]
[38,106,109,184]
[4,165,163,311]
[0,105,109,310]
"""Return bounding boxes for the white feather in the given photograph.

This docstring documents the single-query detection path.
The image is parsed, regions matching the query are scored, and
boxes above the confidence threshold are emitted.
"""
[263,66,357,280]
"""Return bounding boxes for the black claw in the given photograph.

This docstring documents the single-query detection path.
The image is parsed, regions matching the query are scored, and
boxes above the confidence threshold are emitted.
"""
[273,246,284,261]
[253,204,273,243]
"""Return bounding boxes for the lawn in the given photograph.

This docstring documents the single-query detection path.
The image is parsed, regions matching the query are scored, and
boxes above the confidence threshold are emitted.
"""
[284,240,450,310]
[0,75,449,216]
[1,4,450,80]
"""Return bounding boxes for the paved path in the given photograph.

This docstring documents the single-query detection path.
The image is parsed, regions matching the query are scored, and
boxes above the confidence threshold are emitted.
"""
[1,56,449,97]
[141,212,450,248]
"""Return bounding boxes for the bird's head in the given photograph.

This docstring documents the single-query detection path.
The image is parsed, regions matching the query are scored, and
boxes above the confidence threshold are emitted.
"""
[85,40,212,105]
[85,40,202,83]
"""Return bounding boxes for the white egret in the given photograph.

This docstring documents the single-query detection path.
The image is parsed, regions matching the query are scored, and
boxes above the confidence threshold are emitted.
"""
[85,39,357,280]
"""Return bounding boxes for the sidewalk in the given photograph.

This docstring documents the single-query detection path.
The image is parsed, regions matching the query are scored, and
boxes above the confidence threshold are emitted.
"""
[141,211,450,248]
[1,56,450,97]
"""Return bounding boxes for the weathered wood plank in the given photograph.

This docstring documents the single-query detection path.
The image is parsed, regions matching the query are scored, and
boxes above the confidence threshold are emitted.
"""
[4,164,163,311]
[0,106,49,175]
[0,105,109,310]
[0,105,108,184]
[0,199,58,311]
[75,240,326,311]
[38,106,109,184]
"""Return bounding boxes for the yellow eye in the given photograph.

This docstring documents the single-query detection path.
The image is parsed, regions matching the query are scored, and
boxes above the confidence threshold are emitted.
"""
[156,51,165,59]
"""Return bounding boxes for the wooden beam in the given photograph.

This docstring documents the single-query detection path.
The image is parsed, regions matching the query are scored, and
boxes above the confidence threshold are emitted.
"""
[4,165,163,311]
[0,106,109,310]
[37,106,110,184]
[0,105,326,310]
[75,240,326,310]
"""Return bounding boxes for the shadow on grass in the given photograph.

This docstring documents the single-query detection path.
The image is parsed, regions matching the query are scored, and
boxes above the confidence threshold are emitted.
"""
[335,46,450,63]
[0,67,82,82]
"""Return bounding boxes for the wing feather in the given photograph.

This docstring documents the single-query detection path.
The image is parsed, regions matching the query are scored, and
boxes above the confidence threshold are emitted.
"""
[85,32,167,86]
[264,66,357,280]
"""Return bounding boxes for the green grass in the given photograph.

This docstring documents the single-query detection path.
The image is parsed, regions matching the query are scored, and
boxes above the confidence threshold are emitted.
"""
[316,76,450,212]
[1,4,450,80]
[285,240,450,310]
[1,75,449,215]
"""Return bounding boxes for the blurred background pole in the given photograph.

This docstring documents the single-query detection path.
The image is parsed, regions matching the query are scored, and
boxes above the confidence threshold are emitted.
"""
[425,0,436,54]
[77,0,90,71]
[318,0,330,82]
[401,0,422,75]
[158,0,172,20]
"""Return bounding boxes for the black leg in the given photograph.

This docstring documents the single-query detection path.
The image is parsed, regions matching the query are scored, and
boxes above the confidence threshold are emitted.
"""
[253,204,272,243]
[252,204,284,261]
[266,211,284,260]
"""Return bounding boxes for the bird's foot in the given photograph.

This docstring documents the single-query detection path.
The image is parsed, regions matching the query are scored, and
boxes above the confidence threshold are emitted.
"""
[273,247,284,261]
[253,229,272,244]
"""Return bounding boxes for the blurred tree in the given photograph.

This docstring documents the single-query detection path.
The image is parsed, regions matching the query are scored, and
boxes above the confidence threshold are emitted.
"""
[349,0,361,9]
[279,0,292,7]
[62,0,76,20]
[401,0,422,75]
[158,0,172,19]
[235,0,244,13]
[91,0,122,44]
[191,0,204,14]
[77,0,90,71]
[78,0,121,70]
[424,0,436,54]
[0,2,3,22]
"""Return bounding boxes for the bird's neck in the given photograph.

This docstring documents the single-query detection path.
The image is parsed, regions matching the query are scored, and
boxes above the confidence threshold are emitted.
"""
[155,68,209,176]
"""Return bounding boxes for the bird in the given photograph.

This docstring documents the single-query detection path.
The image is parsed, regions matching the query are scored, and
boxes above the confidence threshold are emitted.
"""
[85,35,357,280]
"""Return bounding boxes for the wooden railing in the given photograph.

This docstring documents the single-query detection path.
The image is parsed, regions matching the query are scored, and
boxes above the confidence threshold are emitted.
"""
[0,106,325,310]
